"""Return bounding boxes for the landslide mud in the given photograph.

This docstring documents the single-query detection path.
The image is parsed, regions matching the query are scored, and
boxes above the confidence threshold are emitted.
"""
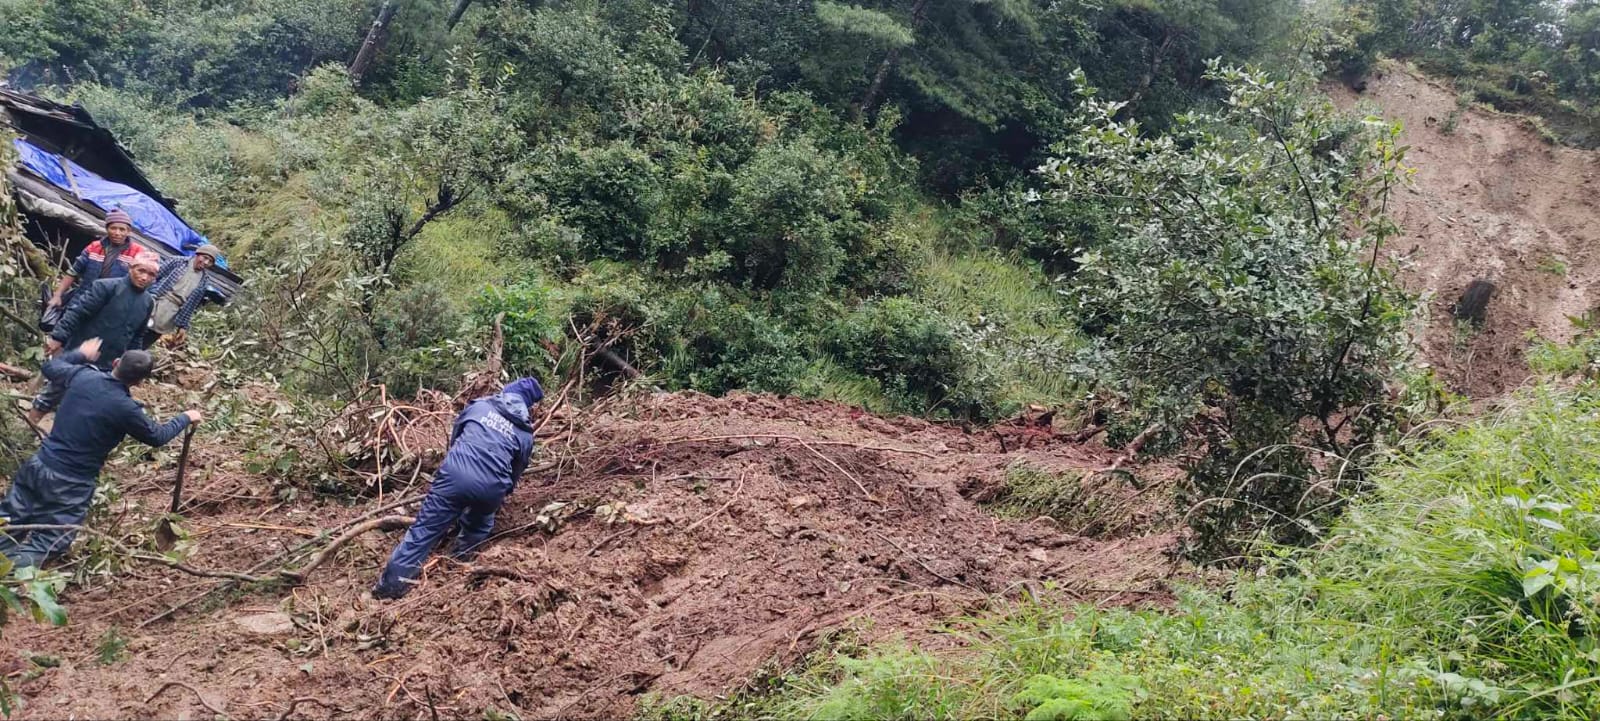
[5,391,1177,720]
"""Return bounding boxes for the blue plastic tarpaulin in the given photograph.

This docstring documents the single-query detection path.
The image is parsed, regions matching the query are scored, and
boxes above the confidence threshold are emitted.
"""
[13,138,228,269]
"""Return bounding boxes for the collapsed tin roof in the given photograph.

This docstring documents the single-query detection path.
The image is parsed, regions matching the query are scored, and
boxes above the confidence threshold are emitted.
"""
[2,88,242,301]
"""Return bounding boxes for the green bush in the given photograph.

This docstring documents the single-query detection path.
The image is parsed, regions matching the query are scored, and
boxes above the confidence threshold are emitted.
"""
[369,282,472,395]
[952,183,1112,277]
[532,142,664,262]
[656,291,806,395]
[716,137,869,293]
[828,297,973,417]
[1046,64,1413,562]
[473,280,565,379]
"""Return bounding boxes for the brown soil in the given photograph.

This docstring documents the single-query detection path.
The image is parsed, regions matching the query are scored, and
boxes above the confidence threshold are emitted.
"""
[4,386,1178,720]
[1333,62,1600,397]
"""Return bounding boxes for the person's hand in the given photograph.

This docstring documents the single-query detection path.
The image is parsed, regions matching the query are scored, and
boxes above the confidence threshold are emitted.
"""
[184,409,204,424]
[45,338,62,356]
[47,293,62,309]
[79,337,103,362]
[172,328,187,346]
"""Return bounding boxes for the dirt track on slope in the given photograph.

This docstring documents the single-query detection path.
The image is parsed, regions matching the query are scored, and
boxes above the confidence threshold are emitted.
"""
[1335,63,1600,396]
[4,388,1177,720]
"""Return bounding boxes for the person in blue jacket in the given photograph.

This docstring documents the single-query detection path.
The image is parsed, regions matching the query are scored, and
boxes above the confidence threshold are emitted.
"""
[29,255,159,424]
[0,338,202,568]
[373,377,542,599]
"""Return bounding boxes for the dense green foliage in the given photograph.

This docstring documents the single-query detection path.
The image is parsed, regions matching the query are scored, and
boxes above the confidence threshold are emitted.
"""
[653,381,1600,720]
[1052,62,1414,559]
[0,130,70,720]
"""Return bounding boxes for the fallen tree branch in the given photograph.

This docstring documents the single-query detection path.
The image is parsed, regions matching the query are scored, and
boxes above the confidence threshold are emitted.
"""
[0,362,32,380]
[1103,422,1160,472]
[795,440,879,504]
[584,527,637,556]
[682,472,745,534]
[593,347,641,379]
[279,515,413,584]
[140,501,424,628]
[0,302,39,338]
[144,681,226,717]
[872,531,978,592]
[657,434,937,458]
[273,696,347,721]
[0,524,270,583]
[1064,423,1106,443]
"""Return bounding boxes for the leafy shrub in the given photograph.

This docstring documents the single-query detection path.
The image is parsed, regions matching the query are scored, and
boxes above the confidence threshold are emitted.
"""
[370,282,471,395]
[1045,64,1413,562]
[656,291,806,395]
[828,297,972,417]
[532,142,664,262]
[473,280,565,379]
[716,137,868,293]
[1010,671,1139,721]
[953,183,1112,277]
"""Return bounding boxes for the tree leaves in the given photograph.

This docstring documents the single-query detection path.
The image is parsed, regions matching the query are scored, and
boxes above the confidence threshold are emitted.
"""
[814,1,915,47]
[1043,63,1413,561]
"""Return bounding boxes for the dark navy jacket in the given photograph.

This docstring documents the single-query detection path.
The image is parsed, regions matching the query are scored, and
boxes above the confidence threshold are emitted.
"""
[51,276,153,369]
[437,394,535,494]
[36,350,192,480]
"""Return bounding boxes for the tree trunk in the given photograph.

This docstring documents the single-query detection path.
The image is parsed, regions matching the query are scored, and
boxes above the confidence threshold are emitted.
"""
[1454,279,1496,327]
[1123,30,1175,114]
[446,0,474,31]
[855,49,901,121]
[853,0,930,120]
[348,1,398,85]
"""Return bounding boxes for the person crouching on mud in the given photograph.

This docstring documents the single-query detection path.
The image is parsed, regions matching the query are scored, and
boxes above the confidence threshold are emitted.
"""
[373,378,542,599]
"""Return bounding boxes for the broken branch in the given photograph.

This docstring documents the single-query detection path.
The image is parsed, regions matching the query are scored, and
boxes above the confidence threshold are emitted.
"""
[144,681,226,717]
[873,531,978,592]
[658,434,936,458]
[273,696,347,721]
[280,515,413,584]
[795,440,879,504]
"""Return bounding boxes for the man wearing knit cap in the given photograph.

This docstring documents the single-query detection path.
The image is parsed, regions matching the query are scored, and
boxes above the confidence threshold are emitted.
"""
[144,243,222,348]
[373,377,543,599]
[45,208,151,316]
[29,255,160,423]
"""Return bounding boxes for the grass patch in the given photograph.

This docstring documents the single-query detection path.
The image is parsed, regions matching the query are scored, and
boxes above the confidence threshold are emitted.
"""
[94,627,128,666]
[982,462,1154,538]
[913,249,1081,414]
[1537,253,1569,277]
[394,208,521,311]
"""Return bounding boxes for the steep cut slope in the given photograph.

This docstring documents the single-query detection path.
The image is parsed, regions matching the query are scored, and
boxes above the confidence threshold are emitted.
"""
[1335,63,1600,396]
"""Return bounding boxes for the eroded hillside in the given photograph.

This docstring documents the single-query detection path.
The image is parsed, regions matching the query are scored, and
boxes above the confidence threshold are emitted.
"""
[1337,63,1600,396]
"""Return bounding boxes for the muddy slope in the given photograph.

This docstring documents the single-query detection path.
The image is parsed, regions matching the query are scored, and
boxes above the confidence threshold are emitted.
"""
[1336,63,1600,396]
[5,390,1175,720]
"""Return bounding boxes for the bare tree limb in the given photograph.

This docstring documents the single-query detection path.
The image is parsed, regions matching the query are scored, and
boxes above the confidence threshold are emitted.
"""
[144,681,226,717]
[279,515,413,584]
